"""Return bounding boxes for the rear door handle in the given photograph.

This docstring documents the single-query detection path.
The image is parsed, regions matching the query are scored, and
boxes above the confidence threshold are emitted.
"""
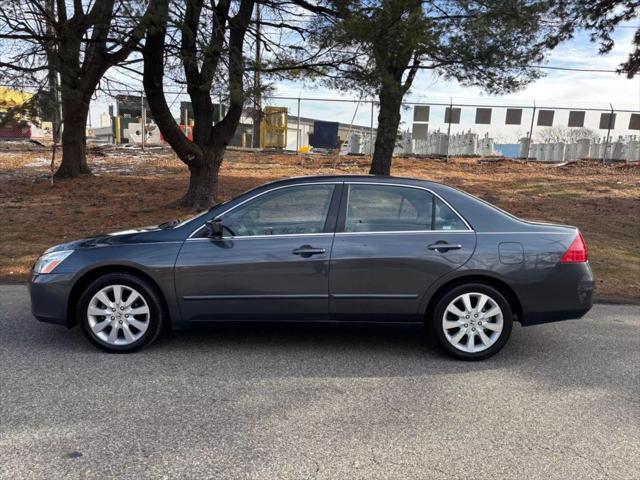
[292,246,326,256]
[428,243,462,252]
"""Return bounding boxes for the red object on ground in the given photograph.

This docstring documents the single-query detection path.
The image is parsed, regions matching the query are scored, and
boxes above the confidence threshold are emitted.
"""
[0,125,31,139]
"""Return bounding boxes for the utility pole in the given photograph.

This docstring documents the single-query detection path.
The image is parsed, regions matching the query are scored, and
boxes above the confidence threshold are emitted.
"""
[44,0,61,144]
[44,0,63,184]
[445,98,453,161]
[296,97,301,153]
[252,1,262,148]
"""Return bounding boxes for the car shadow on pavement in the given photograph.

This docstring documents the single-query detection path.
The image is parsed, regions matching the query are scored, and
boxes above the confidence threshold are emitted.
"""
[156,321,530,375]
[148,319,640,398]
[8,309,639,398]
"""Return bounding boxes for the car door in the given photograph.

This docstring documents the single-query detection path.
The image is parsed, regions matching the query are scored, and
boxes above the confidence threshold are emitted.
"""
[329,183,476,322]
[175,183,342,322]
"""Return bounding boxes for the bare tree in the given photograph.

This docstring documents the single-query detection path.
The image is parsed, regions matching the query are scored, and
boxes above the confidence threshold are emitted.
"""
[142,0,255,209]
[537,126,597,144]
[142,0,334,209]
[0,0,150,177]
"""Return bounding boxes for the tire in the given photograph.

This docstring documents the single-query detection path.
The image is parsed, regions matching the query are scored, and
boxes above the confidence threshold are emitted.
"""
[430,283,513,361]
[77,273,165,352]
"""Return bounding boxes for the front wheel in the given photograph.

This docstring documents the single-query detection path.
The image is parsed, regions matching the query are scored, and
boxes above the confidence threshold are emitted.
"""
[77,273,165,352]
[431,283,513,360]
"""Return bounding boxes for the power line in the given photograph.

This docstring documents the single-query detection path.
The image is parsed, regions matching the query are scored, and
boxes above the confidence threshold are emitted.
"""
[0,58,631,94]
[2,82,637,111]
[529,65,620,73]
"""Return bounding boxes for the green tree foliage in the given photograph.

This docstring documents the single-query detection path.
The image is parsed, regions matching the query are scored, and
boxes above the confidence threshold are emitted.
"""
[548,0,639,78]
[305,0,635,174]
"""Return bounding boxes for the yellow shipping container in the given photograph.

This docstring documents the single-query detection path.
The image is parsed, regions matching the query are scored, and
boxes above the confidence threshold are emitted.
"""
[260,106,288,149]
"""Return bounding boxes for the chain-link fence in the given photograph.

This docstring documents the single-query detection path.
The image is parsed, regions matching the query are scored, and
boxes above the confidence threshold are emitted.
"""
[2,84,639,161]
[261,95,640,161]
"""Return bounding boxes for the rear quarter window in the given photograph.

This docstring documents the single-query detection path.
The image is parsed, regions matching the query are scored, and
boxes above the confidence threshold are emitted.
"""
[434,198,468,231]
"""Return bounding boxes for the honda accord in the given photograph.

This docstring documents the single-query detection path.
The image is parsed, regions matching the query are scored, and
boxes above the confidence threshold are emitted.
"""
[29,175,594,359]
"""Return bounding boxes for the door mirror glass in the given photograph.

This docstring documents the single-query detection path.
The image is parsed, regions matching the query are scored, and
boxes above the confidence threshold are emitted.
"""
[204,219,224,238]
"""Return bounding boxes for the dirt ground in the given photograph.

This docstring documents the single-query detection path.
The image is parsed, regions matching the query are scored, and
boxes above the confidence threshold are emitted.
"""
[1,147,638,301]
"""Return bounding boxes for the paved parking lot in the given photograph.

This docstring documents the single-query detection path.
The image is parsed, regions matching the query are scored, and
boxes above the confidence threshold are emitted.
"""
[1,284,638,479]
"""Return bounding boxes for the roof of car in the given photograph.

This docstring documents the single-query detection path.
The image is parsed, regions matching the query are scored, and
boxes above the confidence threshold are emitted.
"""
[264,174,444,189]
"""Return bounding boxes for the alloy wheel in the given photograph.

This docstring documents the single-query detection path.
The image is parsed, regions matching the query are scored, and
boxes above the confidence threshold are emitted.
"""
[442,292,504,353]
[87,284,150,346]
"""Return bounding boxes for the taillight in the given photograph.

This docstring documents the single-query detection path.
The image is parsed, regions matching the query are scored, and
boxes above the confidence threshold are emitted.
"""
[560,232,588,263]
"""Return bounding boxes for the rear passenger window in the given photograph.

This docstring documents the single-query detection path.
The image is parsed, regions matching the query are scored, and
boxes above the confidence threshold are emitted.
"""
[434,198,468,230]
[345,185,433,232]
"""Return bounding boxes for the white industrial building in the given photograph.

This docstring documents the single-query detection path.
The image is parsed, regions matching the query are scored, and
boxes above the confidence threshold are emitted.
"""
[391,130,497,157]
[90,107,376,153]
[520,136,640,162]
[286,115,375,152]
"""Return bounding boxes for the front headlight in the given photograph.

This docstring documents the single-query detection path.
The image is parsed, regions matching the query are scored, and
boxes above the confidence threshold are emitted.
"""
[33,250,74,274]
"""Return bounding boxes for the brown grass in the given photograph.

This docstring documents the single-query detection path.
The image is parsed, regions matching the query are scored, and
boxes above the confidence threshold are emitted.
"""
[1,148,639,301]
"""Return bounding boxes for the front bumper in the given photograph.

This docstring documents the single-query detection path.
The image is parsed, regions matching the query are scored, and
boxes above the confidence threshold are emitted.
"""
[28,272,76,327]
[519,262,595,326]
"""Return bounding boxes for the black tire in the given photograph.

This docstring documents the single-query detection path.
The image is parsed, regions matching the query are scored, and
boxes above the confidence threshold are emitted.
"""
[77,273,165,352]
[430,283,513,361]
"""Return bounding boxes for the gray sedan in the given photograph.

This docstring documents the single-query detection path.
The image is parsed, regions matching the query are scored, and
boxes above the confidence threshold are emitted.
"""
[29,175,594,359]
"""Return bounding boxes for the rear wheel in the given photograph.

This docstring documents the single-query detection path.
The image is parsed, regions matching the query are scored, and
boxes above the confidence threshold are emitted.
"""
[431,283,513,360]
[77,273,165,352]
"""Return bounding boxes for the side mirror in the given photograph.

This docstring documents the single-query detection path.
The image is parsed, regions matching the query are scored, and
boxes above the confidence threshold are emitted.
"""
[204,218,224,238]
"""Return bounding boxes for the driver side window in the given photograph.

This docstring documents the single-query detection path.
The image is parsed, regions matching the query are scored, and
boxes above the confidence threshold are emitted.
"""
[221,184,335,236]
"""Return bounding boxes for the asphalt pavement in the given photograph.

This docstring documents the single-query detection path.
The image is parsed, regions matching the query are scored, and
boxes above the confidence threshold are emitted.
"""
[0,284,638,480]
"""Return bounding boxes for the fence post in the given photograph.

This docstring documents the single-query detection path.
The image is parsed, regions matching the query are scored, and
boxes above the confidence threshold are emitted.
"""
[603,104,614,164]
[445,98,452,161]
[525,101,536,160]
[369,100,375,156]
[296,97,301,153]
[140,91,146,151]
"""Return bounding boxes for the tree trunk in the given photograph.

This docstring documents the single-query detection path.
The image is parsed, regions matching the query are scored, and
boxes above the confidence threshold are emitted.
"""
[54,96,91,178]
[171,148,223,210]
[369,84,403,176]
[142,0,254,210]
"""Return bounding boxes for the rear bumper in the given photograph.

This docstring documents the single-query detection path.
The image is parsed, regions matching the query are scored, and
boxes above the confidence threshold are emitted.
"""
[520,306,592,326]
[519,262,594,326]
[28,272,75,327]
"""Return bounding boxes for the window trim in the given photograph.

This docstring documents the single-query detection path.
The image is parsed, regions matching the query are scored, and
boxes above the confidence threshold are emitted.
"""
[336,182,473,234]
[187,182,341,240]
[187,180,473,240]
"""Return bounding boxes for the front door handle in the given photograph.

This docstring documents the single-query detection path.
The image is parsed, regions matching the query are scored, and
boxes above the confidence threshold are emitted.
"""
[428,242,463,252]
[292,245,326,257]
